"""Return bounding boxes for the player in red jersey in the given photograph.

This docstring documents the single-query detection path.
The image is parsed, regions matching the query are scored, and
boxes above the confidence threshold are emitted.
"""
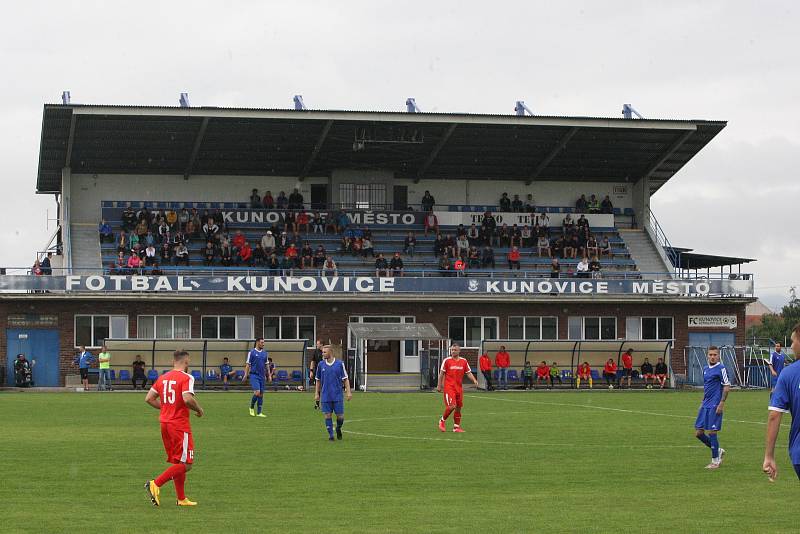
[437,343,478,433]
[144,350,205,507]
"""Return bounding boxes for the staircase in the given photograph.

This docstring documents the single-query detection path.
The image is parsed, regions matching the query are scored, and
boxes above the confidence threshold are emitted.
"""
[364,372,421,392]
[70,223,102,273]
[618,229,674,277]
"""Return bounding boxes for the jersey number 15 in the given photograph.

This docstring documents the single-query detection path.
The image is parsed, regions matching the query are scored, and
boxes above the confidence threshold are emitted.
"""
[162,380,177,404]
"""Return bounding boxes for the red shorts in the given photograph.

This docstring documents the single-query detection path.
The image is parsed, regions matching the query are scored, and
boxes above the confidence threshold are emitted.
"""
[643,373,655,379]
[577,374,591,380]
[443,387,463,408]
[161,423,194,464]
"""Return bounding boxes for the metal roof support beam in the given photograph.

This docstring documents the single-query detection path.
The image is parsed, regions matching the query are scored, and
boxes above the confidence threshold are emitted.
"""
[299,120,333,181]
[65,113,76,168]
[526,127,579,185]
[415,123,457,183]
[183,117,209,179]
[639,129,694,181]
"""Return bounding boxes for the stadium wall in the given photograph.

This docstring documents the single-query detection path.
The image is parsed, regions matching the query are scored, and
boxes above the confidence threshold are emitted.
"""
[0,297,745,386]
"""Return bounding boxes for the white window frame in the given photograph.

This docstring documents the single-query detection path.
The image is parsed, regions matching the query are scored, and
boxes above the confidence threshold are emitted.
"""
[635,316,674,341]
[508,316,559,340]
[568,316,617,340]
[137,315,191,339]
[263,316,316,340]
[200,315,254,339]
[347,316,415,350]
[448,316,500,348]
[74,314,128,348]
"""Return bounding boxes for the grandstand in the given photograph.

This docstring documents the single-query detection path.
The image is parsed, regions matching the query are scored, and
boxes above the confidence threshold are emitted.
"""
[0,103,758,390]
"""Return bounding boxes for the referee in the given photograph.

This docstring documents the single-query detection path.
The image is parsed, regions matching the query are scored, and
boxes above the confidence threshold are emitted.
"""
[763,324,800,481]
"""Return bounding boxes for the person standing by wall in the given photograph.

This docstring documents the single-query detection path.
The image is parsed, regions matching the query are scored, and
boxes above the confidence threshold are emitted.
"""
[495,346,511,390]
[98,345,112,391]
[73,346,94,391]
[478,352,494,391]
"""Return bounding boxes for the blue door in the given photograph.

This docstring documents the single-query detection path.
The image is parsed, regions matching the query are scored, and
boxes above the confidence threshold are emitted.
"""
[686,332,736,386]
[6,329,61,387]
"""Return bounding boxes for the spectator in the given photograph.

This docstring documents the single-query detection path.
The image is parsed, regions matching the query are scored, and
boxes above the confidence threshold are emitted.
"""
[481,245,496,268]
[231,230,245,250]
[421,190,436,211]
[40,252,53,275]
[621,348,634,388]
[453,257,466,276]
[251,243,266,267]
[239,241,253,266]
[550,362,563,386]
[122,204,137,231]
[576,361,593,389]
[524,193,535,212]
[537,234,551,257]
[511,194,523,212]
[14,354,34,387]
[250,188,261,208]
[132,354,147,390]
[285,210,297,234]
[569,234,581,259]
[335,211,350,234]
[73,345,94,391]
[220,357,236,391]
[600,195,614,214]
[600,236,612,258]
[655,358,669,389]
[577,214,588,229]
[267,357,275,384]
[296,211,310,234]
[589,255,602,278]
[322,255,337,276]
[424,211,439,236]
[468,246,481,269]
[171,230,185,247]
[116,230,129,254]
[261,231,276,253]
[219,240,234,267]
[129,232,140,252]
[127,252,142,271]
[456,234,469,259]
[479,352,494,391]
[550,258,561,279]
[575,194,588,211]
[99,219,113,243]
[276,191,288,209]
[177,208,190,231]
[165,210,178,230]
[362,237,375,258]
[520,225,532,248]
[495,346,510,390]
[299,242,314,269]
[375,254,389,277]
[203,241,216,266]
[144,244,157,266]
[404,232,416,257]
[499,192,511,211]
[641,358,655,389]
[603,358,618,387]
[576,256,590,278]
[313,245,326,269]
[267,253,280,274]
[522,361,534,390]
[537,212,550,229]
[171,242,186,266]
[389,252,404,277]
[585,234,599,257]
[562,213,574,233]
[288,188,304,209]
[280,254,294,275]
[312,213,324,234]
[308,339,324,384]
[285,243,299,268]
[189,208,201,235]
[97,345,112,392]
[498,223,511,247]
[507,246,521,270]
[588,194,600,214]
[263,190,274,209]
[202,218,219,241]
[536,361,551,389]
[438,255,451,277]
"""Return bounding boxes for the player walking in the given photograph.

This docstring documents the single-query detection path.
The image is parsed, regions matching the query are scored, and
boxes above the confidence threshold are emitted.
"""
[437,343,478,433]
[144,350,204,507]
[314,345,352,441]
[693,346,730,469]
[763,325,800,482]
[243,338,268,417]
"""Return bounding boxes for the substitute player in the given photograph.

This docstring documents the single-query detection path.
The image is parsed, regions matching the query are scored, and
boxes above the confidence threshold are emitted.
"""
[243,338,268,417]
[437,343,478,433]
[763,325,800,482]
[694,346,730,470]
[314,345,352,441]
[144,350,204,507]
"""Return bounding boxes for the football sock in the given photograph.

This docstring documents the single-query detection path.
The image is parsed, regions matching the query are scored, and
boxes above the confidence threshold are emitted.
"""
[454,411,462,426]
[257,396,263,414]
[696,433,712,448]
[336,417,344,430]
[173,469,187,500]
[708,434,720,460]
[155,463,186,488]
[442,406,454,421]
[250,395,258,409]
[325,418,334,438]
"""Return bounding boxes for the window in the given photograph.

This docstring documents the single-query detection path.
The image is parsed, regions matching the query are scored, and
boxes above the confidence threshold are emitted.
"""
[74,315,128,347]
[448,316,499,347]
[339,183,387,209]
[568,317,617,340]
[629,317,674,341]
[263,316,316,340]
[138,315,190,339]
[201,316,254,339]
[347,316,414,349]
[508,317,558,340]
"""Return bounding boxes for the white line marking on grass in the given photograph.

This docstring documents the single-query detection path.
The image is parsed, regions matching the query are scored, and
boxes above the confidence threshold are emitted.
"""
[345,411,533,424]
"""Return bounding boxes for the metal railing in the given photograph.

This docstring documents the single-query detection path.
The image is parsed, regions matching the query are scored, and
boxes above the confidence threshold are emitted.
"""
[648,208,678,272]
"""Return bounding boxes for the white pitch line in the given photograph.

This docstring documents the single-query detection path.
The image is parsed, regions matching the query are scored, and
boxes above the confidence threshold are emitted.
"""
[345,411,536,424]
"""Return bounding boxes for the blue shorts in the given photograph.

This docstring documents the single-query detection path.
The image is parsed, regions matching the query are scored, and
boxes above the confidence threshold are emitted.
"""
[250,374,265,392]
[695,407,723,431]
[321,400,344,416]
[793,464,800,481]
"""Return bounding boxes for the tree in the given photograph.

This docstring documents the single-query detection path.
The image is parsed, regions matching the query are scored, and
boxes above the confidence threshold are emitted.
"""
[747,293,800,345]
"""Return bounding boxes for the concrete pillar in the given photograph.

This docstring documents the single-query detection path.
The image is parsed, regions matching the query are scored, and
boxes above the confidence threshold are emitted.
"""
[60,167,72,272]
[631,174,650,230]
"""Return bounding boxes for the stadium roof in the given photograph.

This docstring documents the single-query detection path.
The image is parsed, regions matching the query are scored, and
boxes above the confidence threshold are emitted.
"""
[36,104,726,195]
[666,247,757,270]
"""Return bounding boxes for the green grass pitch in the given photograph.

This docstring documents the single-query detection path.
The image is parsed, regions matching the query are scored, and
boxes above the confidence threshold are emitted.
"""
[0,389,795,533]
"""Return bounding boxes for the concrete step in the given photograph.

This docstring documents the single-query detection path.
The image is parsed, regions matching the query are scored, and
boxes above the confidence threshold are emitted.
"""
[617,229,673,275]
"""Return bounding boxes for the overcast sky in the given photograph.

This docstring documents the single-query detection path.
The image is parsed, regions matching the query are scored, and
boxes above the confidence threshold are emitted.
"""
[1,1,796,308]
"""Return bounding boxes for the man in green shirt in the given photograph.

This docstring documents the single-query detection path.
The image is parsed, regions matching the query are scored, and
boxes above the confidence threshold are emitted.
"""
[550,362,563,386]
[522,361,534,390]
[98,345,112,391]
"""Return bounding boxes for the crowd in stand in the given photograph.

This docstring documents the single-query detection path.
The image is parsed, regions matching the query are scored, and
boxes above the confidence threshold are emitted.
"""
[418,190,614,215]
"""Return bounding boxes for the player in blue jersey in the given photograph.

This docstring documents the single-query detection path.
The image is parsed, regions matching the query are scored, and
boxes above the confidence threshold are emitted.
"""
[694,346,731,469]
[243,338,268,417]
[763,325,800,482]
[314,345,352,441]
[766,342,786,391]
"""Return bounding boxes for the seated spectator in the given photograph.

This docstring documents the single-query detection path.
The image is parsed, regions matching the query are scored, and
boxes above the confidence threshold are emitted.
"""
[522,361,534,390]
[322,255,337,276]
[510,225,522,248]
[261,230,276,253]
[389,253,404,277]
[203,241,216,266]
[230,230,244,250]
[288,188,304,209]
[239,242,253,266]
[189,208,201,234]
[178,208,190,231]
[165,210,178,230]
[600,236,612,258]
[575,194,589,211]
[549,362,562,386]
[589,255,602,278]
[300,243,314,269]
[641,358,655,388]
[562,213,574,232]
[468,246,481,269]
[456,235,469,259]
[577,214,588,229]
[157,219,170,242]
[497,224,510,248]
[481,212,497,244]
[220,241,234,266]
[576,256,590,278]
[144,244,157,266]
[127,252,142,271]
[511,194,523,212]
[507,246,521,270]
[263,190,274,209]
[251,243,265,267]
[600,195,613,214]
[453,257,466,275]
[351,237,363,256]
[550,258,561,279]
[362,237,375,258]
[267,253,280,274]
[499,192,511,211]
[312,213,324,234]
[424,211,438,236]
[296,211,310,233]
[174,242,189,266]
[285,243,299,267]
[585,234,599,257]
[538,212,550,229]
[467,224,480,246]
[421,190,435,211]
[280,254,294,275]
[404,232,416,257]
[115,230,129,253]
[202,218,219,241]
[524,193,535,212]
[569,234,581,259]
[443,235,456,258]
[158,241,171,264]
[276,191,288,209]
[285,210,297,234]
[219,357,236,391]
[563,237,575,259]
[122,204,137,232]
[185,217,197,237]
[335,211,350,234]
[537,235,551,257]
[655,358,669,389]
[313,245,326,269]
[588,194,600,214]
[171,230,185,247]
[603,358,618,387]
[576,361,593,389]
[438,255,451,277]
[99,219,113,243]
[250,188,261,208]
[374,253,389,277]
[536,361,551,389]
[520,225,532,248]
[456,224,467,238]
[481,245,496,268]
